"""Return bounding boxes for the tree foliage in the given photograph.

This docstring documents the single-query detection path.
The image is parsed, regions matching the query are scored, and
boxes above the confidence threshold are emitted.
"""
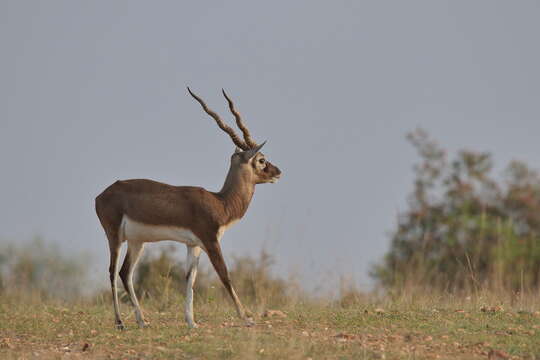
[372,129,540,292]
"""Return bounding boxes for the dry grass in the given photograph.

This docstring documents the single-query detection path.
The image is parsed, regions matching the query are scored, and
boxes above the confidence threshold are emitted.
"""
[1,291,539,360]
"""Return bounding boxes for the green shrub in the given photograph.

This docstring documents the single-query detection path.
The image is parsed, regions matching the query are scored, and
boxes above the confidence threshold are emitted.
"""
[0,238,87,300]
[133,246,298,308]
[372,129,540,292]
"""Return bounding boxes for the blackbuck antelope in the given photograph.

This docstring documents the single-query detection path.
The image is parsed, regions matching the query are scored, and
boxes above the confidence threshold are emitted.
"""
[95,88,281,329]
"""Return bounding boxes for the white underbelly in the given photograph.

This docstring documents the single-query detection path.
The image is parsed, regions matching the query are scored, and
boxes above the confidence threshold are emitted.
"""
[120,215,204,248]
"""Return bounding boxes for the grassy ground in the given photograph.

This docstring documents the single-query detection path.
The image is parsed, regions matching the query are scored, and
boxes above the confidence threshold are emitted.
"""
[1,293,539,360]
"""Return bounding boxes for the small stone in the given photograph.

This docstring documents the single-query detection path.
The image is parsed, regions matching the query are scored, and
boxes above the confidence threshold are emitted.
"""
[0,338,13,349]
[262,310,287,318]
[334,333,355,341]
[481,305,504,313]
[488,349,510,360]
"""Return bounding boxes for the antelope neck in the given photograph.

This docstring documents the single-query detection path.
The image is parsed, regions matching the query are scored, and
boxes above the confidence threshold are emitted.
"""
[217,166,255,224]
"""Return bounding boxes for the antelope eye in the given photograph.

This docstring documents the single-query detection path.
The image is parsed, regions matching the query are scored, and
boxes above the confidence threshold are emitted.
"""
[258,158,266,164]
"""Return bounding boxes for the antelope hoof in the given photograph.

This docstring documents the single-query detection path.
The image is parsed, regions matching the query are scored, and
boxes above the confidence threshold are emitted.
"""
[137,321,150,329]
[244,317,255,327]
[115,322,126,331]
[187,322,199,329]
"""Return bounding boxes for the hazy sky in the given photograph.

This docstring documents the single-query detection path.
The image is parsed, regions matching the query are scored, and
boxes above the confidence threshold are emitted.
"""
[1,1,539,292]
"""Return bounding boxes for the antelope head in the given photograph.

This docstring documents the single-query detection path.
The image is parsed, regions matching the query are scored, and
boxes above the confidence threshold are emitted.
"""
[187,88,282,186]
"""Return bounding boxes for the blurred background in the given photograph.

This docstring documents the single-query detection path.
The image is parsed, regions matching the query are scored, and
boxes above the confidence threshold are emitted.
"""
[1,1,539,299]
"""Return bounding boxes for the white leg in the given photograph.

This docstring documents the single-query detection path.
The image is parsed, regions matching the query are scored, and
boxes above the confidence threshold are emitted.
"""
[109,243,124,330]
[121,241,146,328]
[185,246,201,328]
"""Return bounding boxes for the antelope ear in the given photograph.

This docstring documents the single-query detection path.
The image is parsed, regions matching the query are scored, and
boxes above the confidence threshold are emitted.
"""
[243,141,267,160]
[235,146,243,154]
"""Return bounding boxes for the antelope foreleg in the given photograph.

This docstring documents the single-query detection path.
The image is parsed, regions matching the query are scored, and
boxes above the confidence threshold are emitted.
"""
[185,246,201,328]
